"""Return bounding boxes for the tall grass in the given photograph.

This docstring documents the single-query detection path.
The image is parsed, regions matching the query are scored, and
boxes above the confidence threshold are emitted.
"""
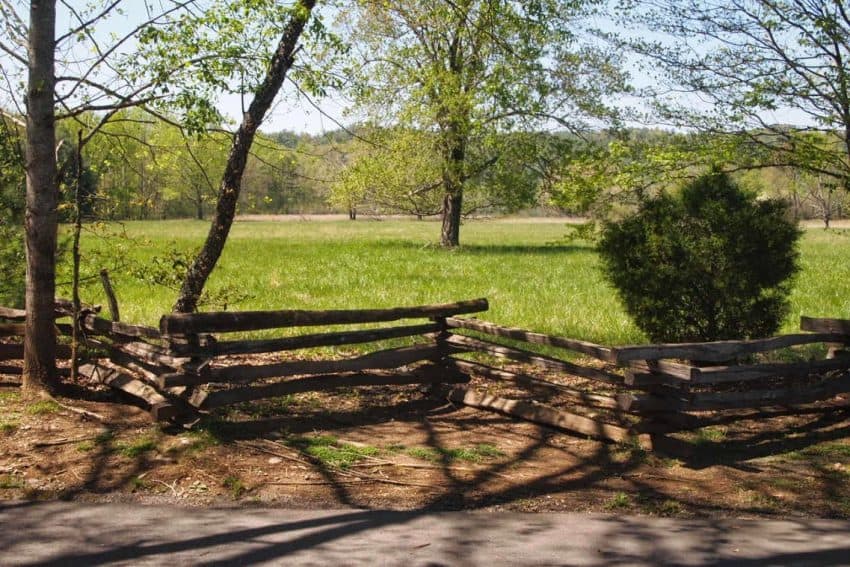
[60,219,850,346]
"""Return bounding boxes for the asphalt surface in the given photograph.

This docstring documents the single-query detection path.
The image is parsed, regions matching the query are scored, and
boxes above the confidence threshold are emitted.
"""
[2,500,850,566]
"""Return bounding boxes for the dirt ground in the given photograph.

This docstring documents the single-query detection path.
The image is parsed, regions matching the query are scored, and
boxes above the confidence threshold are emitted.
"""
[2,365,850,519]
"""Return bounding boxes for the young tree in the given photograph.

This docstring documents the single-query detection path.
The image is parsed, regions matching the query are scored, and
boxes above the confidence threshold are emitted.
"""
[173,0,319,313]
[342,0,628,246]
[618,0,850,188]
[2,0,325,388]
[331,128,444,218]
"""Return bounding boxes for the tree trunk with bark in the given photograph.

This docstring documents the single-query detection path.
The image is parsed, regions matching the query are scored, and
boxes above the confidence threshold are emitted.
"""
[22,0,59,393]
[195,190,204,220]
[440,192,463,247]
[173,0,316,313]
[439,124,466,248]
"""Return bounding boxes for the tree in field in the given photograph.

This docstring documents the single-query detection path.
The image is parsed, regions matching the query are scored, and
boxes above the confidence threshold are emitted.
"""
[551,129,753,220]
[239,136,301,215]
[332,127,559,219]
[618,0,850,187]
[342,0,628,246]
[804,173,847,228]
[330,128,444,218]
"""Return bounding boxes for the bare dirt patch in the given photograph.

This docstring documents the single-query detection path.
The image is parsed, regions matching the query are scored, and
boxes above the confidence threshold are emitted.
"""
[2,370,849,518]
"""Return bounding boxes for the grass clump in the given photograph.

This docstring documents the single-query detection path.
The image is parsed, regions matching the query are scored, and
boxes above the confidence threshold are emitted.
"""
[406,443,504,463]
[286,435,379,469]
[796,442,850,460]
[0,420,18,434]
[174,423,224,455]
[691,427,727,445]
[76,430,114,452]
[115,435,158,458]
[240,396,296,419]
[26,399,61,415]
[223,475,247,499]
[128,476,149,492]
[605,492,632,510]
[0,474,24,489]
[0,391,21,403]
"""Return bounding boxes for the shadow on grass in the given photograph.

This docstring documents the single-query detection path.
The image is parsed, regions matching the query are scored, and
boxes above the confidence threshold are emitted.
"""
[453,243,594,256]
[367,238,594,256]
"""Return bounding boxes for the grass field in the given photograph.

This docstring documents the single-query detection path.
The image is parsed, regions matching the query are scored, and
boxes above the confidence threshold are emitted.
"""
[61,218,850,346]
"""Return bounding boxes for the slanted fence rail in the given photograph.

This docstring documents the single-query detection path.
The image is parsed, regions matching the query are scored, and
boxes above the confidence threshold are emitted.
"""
[3,298,850,449]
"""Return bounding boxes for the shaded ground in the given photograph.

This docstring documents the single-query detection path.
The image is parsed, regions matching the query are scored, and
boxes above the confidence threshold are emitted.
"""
[4,501,850,566]
[2,371,850,519]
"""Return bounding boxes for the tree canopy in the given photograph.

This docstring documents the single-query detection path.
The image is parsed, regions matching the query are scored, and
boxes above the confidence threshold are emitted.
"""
[340,0,629,246]
[617,0,850,188]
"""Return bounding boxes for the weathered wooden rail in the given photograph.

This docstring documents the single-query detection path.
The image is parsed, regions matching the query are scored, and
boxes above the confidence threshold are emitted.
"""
[0,300,83,373]
[440,315,850,445]
[4,298,850,450]
[61,299,486,420]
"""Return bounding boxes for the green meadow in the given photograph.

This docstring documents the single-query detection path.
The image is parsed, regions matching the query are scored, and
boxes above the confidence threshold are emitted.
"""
[62,218,850,346]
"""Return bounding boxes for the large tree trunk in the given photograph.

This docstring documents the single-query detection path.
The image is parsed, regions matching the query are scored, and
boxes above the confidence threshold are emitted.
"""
[173,0,316,313]
[22,0,58,393]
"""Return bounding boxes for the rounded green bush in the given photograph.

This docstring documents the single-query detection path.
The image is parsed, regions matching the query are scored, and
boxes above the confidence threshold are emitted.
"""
[598,171,801,343]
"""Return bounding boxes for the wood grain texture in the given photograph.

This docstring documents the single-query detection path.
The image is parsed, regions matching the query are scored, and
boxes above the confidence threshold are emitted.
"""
[166,323,440,357]
[161,298,488,335]
[445,317,615,362]
[193,363,469,409]
[448,387,634,443]
[612,332,848,364]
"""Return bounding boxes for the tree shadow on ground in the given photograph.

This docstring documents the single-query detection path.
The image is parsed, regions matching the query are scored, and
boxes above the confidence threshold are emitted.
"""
[18,382,850,565]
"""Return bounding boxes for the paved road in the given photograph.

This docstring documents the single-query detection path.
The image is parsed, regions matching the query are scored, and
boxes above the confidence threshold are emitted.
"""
[2,501,849,566]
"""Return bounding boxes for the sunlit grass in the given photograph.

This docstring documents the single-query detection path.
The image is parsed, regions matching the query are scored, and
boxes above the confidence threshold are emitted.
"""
[60,218,850,346]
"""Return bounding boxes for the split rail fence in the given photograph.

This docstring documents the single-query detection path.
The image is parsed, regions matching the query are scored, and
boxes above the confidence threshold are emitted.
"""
[2,297,850,447]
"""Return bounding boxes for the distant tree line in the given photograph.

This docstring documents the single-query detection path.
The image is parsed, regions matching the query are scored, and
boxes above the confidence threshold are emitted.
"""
[2,116,846,228]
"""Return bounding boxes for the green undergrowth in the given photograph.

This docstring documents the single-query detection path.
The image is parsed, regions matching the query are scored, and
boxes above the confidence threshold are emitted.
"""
[788,441,850,463]
[402,443,505,463]
[76,430,114,452]
[114,435,158,458]
[690,427,728,445]
[282,435,506,469]
[25,400,61,416]
[0,474,24,490]
[222,475,247,499]
[285,435,379,469]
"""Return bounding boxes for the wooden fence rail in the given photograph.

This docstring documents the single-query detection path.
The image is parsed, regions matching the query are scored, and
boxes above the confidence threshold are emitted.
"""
[4,301,850,450]
[160,298,488,335]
